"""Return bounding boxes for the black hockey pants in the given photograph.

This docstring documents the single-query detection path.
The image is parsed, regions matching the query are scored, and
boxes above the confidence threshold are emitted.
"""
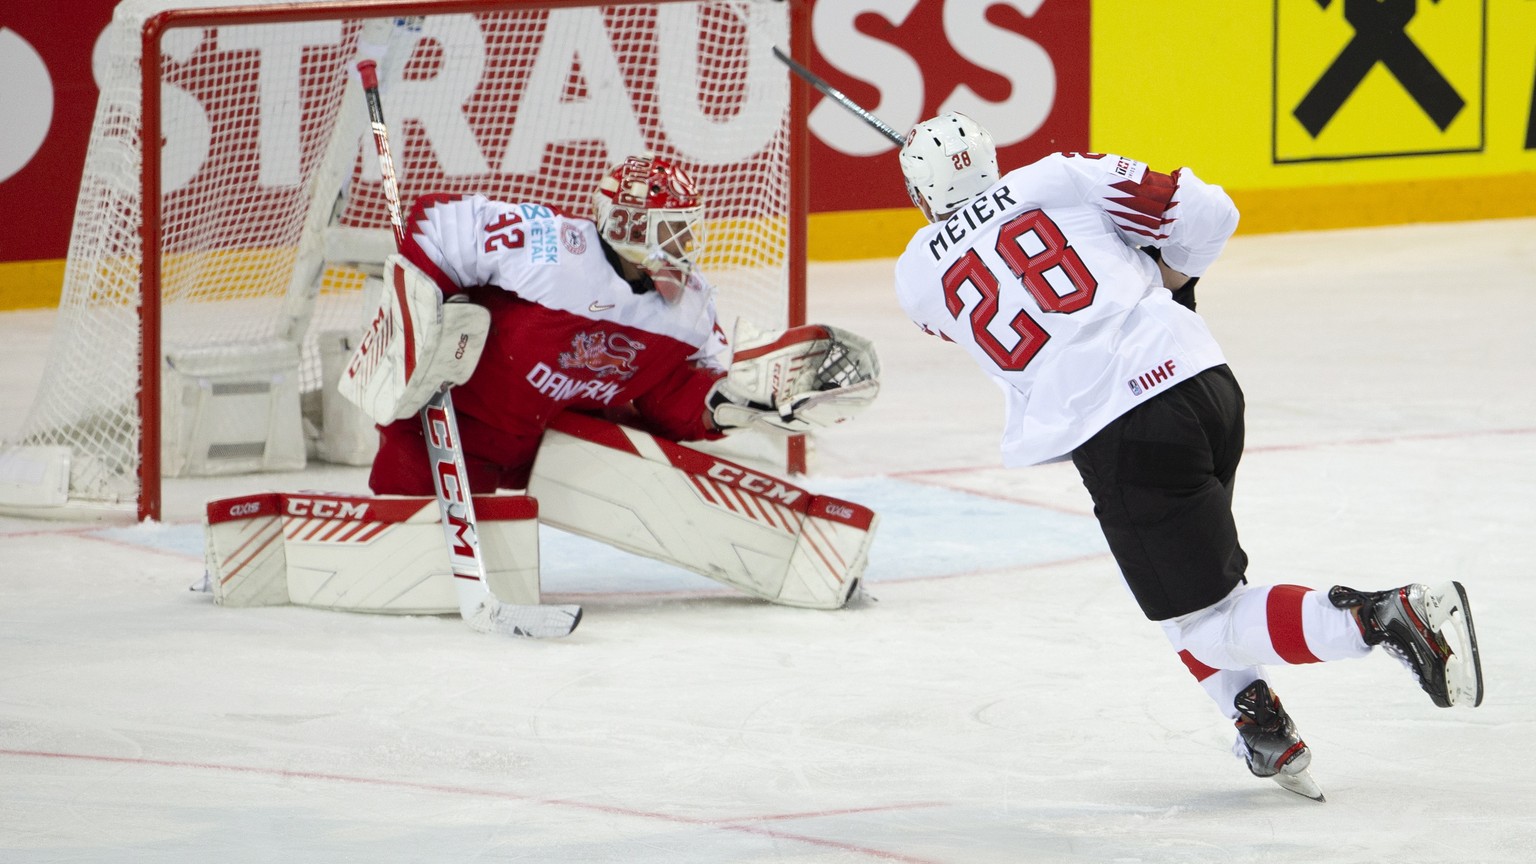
[1070,364,1248,621]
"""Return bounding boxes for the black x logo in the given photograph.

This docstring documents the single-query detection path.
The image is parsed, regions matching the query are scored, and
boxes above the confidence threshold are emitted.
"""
[1294,0,1464,137]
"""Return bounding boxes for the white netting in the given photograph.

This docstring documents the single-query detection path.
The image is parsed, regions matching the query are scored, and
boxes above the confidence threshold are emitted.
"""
[6,0,795,515]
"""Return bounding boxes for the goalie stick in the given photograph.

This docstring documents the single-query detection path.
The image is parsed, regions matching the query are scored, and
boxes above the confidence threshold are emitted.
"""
[356,59,580,639]
[770,47,904,146]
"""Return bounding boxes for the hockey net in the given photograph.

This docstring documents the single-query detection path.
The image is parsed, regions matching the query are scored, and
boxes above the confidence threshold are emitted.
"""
[0,0,805,521]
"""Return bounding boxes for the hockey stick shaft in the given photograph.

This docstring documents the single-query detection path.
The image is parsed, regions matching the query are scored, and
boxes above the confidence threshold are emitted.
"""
[357,60,483,593]
[770,47,904,146]
[355,60,580,638]
[357,61,407,251]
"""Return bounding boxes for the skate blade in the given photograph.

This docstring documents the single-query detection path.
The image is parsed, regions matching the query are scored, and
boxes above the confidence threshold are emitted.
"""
[1272,768,1326,802]
[1423,581,1484,707]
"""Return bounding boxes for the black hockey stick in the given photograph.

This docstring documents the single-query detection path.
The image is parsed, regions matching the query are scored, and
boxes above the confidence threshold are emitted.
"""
[771,47,904,146]
[357,59,580,639]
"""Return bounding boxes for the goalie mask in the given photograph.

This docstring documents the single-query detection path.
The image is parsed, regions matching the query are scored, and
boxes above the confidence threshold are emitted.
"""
[899,112,999,223]
[592,154,706,303]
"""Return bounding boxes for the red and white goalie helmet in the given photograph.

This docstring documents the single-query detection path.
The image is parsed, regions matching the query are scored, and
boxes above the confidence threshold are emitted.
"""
[899,112,999,223]
[591,154,706,303]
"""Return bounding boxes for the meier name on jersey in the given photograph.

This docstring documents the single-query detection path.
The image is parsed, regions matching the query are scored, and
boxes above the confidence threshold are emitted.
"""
[926,185,1019,261]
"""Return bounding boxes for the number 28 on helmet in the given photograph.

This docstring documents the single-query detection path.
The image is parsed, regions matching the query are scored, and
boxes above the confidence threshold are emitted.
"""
[591,154,706,303]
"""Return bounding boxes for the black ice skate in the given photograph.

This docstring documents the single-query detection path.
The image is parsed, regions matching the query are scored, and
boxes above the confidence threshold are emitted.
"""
[1234,679,1323,802]
[1329,581,1484,708]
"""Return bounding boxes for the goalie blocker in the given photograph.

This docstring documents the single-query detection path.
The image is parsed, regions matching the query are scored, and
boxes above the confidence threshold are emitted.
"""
[338,253,490,426]
[205,415,877,613]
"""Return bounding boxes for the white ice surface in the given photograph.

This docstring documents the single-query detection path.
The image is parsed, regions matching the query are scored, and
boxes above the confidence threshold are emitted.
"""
[2,219,1534,863]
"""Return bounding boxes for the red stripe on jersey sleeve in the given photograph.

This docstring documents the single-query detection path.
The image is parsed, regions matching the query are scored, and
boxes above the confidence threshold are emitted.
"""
[1104,168,1180,241]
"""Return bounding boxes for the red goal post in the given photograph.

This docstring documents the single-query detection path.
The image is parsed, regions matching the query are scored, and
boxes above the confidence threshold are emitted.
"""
[1,0,810,522]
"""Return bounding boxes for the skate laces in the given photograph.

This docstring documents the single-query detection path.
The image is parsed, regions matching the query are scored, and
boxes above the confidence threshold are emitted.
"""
[1330,583,1453,706]
[1234,681,1282,730]
[1233,680,1309,777]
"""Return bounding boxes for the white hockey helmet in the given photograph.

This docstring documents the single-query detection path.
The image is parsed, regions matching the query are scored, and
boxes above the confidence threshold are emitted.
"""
[591,154,706,303]
[899,112,999,223]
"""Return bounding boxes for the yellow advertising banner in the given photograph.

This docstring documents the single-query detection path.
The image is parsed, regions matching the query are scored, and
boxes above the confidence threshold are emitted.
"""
[1274,0,1484,163]
[1092,0,1536,232]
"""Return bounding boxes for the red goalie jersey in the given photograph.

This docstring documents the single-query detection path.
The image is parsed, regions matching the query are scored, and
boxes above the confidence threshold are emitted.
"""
[368,192,729,496]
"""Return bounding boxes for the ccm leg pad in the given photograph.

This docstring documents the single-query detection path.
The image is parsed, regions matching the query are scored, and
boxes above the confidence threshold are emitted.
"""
[203,492,539,612]
[528,413,877,609]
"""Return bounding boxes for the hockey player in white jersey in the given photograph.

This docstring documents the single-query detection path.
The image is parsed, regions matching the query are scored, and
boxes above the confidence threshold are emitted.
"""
[893,112,1484,800]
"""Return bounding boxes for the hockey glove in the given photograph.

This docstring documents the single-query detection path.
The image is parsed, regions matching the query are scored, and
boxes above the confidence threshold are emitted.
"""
[707,319,880,434]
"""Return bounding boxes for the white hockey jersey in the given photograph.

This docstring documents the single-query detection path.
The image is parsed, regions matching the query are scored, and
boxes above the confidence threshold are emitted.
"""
[395,193,729,453]
[893,153,1239,466]
[405,193,726,360]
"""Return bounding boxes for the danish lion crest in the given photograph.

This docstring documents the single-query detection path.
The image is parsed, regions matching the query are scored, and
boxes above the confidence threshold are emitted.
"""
[559,331,644,379]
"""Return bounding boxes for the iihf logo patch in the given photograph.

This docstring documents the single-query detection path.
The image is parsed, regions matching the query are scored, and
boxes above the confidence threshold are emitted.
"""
[1127,358,1178,397]
[561,223,587,255]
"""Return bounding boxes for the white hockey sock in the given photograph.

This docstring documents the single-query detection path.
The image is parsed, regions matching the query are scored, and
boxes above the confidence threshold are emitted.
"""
[1176,657,1265,724]
[1162,583,1371,673]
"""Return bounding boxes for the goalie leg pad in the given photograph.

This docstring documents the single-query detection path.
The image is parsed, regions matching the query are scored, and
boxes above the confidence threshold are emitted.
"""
[528,413,878,609]
[204,492,540,613]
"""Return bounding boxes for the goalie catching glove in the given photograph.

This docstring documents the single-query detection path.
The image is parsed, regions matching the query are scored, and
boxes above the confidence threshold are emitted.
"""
[338,254,490,425]
[708,320,880,434]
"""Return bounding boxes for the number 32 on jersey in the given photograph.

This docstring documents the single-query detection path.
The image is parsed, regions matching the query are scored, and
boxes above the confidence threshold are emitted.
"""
[941,209,1096,372]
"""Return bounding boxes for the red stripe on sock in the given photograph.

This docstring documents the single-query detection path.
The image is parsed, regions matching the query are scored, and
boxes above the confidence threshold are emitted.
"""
[1267,585,1322,664]
[1178,649,1219,682]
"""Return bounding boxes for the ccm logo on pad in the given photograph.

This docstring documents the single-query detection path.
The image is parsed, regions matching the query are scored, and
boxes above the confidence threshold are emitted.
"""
[286,498,371,520]
[705,463,804,505]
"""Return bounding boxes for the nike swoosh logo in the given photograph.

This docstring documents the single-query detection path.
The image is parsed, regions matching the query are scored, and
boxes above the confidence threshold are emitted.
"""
[588,301,615,312]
